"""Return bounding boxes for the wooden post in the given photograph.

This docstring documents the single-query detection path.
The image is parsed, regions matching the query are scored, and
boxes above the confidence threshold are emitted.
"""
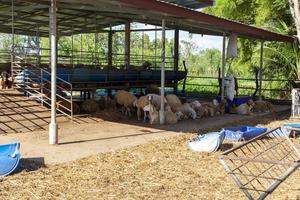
[174,29,179,94]
[125,21,130,68]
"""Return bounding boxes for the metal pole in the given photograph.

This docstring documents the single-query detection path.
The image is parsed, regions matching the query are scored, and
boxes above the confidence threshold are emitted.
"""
[174,29,179,94]
[108,28,113,67]
[160,19,166,125]
[221,33,226,100]
[142,31,144,62]
[11,0,15,76]
[36,28,41,65]
[259,41,264,100]
[80,34,82,64]
[155,26,157,69]
[71,26,74,68]
[49,0,58,145]
[125,21,130,68]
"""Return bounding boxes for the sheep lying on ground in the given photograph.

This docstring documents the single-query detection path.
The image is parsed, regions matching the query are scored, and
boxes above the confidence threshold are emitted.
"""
[229,99,255,115]
[147,103,182,125]
[115,90,137,117]
[135,95,150,122]
[57,100,80,115]
[252,100,275,113]
[80,99,99,114]
[214,99,227,116]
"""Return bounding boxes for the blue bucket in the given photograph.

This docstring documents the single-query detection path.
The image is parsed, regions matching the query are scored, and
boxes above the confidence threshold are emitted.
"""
[0,143,21,177]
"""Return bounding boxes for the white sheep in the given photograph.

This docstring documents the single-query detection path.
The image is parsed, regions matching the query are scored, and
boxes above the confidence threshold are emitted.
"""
[147,94,168,110]
[148,103,182,125]
[115,90,137,117]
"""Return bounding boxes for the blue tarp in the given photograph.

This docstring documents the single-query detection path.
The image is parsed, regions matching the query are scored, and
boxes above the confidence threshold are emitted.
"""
[0,143,21,177]
[223,126,268,141]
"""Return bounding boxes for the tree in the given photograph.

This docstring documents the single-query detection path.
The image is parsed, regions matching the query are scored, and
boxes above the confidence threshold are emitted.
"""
[288,0,300,42]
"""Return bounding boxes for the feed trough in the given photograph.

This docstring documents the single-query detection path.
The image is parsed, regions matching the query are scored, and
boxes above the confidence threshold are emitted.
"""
[219,127,300,200]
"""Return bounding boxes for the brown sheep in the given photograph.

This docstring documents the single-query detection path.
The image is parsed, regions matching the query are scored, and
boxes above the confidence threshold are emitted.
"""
[253,100,275,113]
[80,100,99,114]
[115,90,137,117]
[135,95,150,122]
[57,100,80,115]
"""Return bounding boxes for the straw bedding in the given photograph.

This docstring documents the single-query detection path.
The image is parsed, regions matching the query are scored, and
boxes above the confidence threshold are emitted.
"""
[0,117,300,199]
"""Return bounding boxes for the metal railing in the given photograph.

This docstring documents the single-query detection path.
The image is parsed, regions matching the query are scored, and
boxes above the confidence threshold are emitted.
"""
[11,55,74,119]
[181,75,292,100]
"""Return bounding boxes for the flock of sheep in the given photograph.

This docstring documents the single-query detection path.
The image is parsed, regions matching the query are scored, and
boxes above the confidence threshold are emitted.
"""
[112,90,275,125]
[114,90,223,124]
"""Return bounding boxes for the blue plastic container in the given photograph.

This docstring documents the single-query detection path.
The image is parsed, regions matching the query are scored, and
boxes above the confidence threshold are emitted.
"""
[0,143,21,177]
[217,96,252,113]
[223,126,267,141]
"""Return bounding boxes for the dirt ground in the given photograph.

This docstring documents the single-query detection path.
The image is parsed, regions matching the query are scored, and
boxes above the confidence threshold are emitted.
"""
[0,105,289,165]
[1,108,300,199]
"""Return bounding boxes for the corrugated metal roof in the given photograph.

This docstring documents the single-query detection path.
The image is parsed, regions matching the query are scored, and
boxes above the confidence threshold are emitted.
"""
[0,0,293,43]
[160,0,214,9]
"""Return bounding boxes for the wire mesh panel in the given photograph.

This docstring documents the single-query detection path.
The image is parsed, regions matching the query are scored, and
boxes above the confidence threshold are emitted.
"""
[220,127,300,200]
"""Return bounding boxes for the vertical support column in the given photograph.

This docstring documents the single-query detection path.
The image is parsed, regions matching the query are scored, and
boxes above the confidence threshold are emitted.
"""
[160,19,166,125]
[259,41,264,100]
[94,32,97,65]
[154,26,157,69]
[80,34,83,64]
[36,28,41,65]
[125,21,130,68]
[221,33,226,100]
[71,26,74,68]
[108,29,113,67]
[174,29,179,94]
[49,0,58,145]
[142,31,144,62]
[11,0,15,76]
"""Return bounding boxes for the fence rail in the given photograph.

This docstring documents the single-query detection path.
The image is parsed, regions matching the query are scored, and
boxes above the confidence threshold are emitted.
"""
[182,75,292,100]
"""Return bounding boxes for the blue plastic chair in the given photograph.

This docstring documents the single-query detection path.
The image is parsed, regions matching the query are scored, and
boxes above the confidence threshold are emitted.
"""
[0,143,21,177]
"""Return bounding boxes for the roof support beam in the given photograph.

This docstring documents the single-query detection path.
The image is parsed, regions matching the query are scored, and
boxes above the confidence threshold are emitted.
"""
[173,29,179,94]
[160,19,166,125]
[259,41,264,100]
[221,33,226,100]
[124,21,130,68]
[49,0,58,145]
